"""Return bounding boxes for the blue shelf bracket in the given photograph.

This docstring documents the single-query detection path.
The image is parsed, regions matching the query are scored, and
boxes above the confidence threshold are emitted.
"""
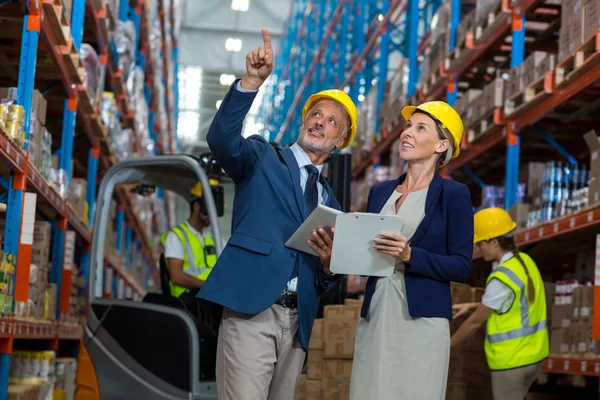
[70,0,87,51]
[533,124,578,165]
[86,142,99,227]
[60,91,77,188]
[116,206,125,256]
[375,0,389,135]
[16,5,41,149]
[462,166,486,189]
[505,11,525,210]
[80,244,90,301]
[448,0,461,52]
[407,0,419,97]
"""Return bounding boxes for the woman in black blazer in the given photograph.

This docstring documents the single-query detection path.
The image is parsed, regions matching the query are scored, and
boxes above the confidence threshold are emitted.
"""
[350,101,474,400]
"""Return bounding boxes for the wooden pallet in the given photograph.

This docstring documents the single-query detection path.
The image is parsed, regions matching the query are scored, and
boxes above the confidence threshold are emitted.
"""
[504,71,553,118]
[444,32,475,73]
[555,31,600,88]
[475,0,511,42]
[42,0,71,47]
[467,108,503,144]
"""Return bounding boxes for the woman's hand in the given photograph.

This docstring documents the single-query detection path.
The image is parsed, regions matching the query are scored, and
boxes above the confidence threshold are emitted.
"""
[307,228,335,276]
[452,303,474,319]
[372,232,411,262]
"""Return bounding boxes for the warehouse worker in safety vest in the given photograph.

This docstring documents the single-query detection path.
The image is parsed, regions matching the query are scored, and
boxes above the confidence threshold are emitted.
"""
[161,182,217,315]
[450,207,549,400]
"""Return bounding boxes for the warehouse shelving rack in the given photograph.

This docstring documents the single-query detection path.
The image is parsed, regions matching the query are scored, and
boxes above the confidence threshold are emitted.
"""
[0,0,180,396]
[260,0,441,146]
[264,0,600,390]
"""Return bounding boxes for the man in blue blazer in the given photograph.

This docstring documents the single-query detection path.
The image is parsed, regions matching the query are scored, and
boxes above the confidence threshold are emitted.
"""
[197,29,358,400]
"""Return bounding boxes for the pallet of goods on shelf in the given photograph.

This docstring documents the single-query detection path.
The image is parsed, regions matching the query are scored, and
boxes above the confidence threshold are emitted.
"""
[503,51,555,118]
[464,76,504,144]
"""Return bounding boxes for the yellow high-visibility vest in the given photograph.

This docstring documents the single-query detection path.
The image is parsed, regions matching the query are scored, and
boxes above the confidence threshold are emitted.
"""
[485,252,549,370]
[160,223,217,298]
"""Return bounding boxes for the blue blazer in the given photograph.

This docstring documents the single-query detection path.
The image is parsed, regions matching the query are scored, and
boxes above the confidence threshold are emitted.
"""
[198,81,340,350]
[361,173,474,319]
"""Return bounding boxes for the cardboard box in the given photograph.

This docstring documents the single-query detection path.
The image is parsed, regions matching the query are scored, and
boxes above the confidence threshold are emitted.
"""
[584,130,600,205]
[344,298,363,307]
[323,305,360,319]
[322,359,353,380]
[323,317,358,359]
[481,77,504,116]
[471,287,486,303]
[584,0,600,41]
[573,286,594,320]
[320,378,350,400]
[550,328,567,354]
[450,282,472,304]
[520,162,546,199]
[551,304,573,329]
[309,319,323,350]
[305,379,320,400]
[509,203,530,230]
[7,384,40,400]
[307,350,322,380]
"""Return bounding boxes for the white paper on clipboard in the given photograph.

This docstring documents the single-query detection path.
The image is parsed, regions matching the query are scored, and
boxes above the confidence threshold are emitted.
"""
[330,213,404,277]
[285,204,343,256]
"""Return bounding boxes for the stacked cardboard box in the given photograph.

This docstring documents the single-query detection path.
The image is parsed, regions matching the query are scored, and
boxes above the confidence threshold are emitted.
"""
[296,302,360,400]
[559,0,600,62]
[584,130,600,206]
[550,284,600,356]
[447,283,492,400]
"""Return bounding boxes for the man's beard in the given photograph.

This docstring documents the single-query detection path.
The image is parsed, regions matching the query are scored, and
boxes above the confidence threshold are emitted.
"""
[297,127,338,154]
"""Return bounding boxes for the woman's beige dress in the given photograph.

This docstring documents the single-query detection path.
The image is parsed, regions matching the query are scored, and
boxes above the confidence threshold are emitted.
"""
[349,188,450,400]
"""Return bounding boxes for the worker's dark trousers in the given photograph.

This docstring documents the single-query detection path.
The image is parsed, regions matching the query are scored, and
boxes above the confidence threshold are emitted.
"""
[179,289,201,317]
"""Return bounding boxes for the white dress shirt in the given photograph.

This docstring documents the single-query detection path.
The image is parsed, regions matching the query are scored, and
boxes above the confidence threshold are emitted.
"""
[481,251,517,313]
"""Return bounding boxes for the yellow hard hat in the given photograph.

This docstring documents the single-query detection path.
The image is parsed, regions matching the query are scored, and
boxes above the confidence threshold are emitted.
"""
[302,89,358,150]
[190,182,203,198]
[401,101,464,158]
[190,180,219,198]
[473,207,517,243]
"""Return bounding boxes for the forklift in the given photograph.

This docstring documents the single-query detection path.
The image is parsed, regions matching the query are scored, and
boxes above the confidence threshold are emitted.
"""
[76,154,224,400]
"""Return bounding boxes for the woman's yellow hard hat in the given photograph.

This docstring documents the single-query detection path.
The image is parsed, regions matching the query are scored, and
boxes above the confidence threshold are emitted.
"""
[401,101,464,158]
[473,207,517,243]
[302,89,358,150]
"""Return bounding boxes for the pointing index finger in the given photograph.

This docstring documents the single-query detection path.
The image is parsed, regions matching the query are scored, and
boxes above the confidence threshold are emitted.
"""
[262,28,273,53]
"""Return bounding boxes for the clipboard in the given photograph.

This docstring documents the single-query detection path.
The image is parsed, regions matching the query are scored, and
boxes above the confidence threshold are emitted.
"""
[285,204,343,256]
[330,213,404,277]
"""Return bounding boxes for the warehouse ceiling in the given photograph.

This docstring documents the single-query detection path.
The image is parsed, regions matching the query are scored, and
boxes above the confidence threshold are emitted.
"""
[177,0,292,153]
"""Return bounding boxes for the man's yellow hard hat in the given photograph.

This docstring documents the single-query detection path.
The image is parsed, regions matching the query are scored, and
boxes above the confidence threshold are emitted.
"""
[401,101,464,158]
[473,207,517,244]
[302,89,358,150]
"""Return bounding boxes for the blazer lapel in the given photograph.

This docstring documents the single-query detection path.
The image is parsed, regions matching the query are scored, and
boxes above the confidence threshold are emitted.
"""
[372,175,405,213]
[278,147,305,218]
[410,173,443,246]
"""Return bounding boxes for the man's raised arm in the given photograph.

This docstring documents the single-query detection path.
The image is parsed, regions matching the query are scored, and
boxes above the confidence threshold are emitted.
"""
[206,28,274,183]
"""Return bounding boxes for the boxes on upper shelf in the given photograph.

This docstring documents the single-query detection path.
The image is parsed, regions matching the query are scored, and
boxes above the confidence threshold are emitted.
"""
[584,130,600,205]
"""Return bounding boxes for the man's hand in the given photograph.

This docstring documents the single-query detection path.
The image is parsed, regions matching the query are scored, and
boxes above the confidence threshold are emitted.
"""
[241,28,274,90]
[307,228,335,276]
[372,232,411,263]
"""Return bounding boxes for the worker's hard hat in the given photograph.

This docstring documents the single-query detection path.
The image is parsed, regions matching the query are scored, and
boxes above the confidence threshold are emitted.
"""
[302,89,358,150]
[190,182,203,198]
[401,101,464,159]
[473,207,517,244]
[190,180,220,199]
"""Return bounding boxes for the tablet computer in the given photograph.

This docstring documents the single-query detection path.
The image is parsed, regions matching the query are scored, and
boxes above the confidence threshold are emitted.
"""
[285,204,343,256]
[330,213,404,277]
